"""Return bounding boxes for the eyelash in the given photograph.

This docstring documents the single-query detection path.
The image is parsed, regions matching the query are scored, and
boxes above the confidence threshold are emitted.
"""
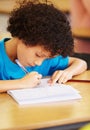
[36,54,41,57]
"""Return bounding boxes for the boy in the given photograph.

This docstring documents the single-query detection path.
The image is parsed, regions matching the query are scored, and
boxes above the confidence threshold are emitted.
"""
[0,0,87,92]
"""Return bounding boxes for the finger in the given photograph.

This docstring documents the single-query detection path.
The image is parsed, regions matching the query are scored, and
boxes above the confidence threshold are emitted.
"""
[48,71,57,83]
[36,80,41,85]
[33,80,41,87]
[48,71,58,84]
[65,75,72,82]
[38,74,42,79]
[58,72,67,83]
[31,71,38,74]
[51,71,62,84]
[50,71,58,80]
[58,74,72,84]
[63,75,72,83]
[36,74,42,80]
[58,76,67,84]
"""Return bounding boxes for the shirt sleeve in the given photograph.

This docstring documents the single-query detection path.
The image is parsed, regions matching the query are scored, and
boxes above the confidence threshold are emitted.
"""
[48,55,69,75]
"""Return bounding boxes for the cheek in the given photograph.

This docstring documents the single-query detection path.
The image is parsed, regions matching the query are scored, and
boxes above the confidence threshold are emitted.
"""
[17,49,23,59]
[17,47,27,64]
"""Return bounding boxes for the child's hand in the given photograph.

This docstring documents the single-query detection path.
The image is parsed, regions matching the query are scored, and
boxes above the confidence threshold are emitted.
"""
[48,70,72,84]
[20,71,42,88]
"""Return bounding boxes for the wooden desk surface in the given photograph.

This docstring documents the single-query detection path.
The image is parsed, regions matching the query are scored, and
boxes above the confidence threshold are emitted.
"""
[71,70,90,81]
[72,28,90,39]
[0,71,90,130]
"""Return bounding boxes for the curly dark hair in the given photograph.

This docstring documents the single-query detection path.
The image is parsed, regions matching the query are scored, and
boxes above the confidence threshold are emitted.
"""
[7,0,74,57]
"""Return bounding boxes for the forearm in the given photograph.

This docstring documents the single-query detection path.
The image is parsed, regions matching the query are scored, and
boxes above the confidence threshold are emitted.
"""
[82,0,90,14]
[65,58,87,77]
[70,0,86,15]
[0,72,42,93]
[0,79,23,93]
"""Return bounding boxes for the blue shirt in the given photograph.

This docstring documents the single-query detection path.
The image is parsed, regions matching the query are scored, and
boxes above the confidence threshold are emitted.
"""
[0,38,69,80]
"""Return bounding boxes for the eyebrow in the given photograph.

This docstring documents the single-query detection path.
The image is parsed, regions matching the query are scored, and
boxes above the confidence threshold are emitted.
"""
[37,52,50,58]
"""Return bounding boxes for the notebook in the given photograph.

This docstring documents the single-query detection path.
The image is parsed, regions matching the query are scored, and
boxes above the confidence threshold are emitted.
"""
[7,78,82,105]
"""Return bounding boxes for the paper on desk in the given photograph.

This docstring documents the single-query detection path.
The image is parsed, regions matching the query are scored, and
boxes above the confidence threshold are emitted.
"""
[7,78,82,105]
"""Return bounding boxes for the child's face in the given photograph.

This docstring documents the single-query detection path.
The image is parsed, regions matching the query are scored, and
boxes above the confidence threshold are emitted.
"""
[17,41,51,67]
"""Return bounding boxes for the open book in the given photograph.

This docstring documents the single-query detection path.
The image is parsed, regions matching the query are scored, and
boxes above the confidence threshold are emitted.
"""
[7,78,82,105]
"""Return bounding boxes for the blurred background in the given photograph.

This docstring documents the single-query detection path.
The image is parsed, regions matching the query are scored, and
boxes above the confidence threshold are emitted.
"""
[0,0,70,35]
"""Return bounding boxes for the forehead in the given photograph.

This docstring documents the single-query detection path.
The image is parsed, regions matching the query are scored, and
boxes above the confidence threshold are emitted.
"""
[19,39,52,57]
[28,45,51,57]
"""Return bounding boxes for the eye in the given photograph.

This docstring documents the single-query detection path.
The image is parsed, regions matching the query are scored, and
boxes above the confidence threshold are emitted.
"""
[35,53,41,57]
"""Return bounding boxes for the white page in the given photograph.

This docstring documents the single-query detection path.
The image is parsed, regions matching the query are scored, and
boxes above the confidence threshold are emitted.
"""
[7,78,82,105]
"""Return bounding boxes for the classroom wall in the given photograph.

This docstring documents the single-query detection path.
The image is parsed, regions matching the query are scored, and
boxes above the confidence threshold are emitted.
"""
[0,0,70,34]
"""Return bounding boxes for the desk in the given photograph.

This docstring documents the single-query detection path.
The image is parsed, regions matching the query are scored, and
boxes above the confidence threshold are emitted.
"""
[72,28,90,40]
[0,71,90,130]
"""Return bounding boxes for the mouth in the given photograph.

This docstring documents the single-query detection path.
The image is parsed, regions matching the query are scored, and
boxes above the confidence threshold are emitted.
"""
[30,65,35,67]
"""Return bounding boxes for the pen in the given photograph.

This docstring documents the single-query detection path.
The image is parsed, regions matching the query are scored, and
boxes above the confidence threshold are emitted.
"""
[68,79,90,83]
[15,59,29,74]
